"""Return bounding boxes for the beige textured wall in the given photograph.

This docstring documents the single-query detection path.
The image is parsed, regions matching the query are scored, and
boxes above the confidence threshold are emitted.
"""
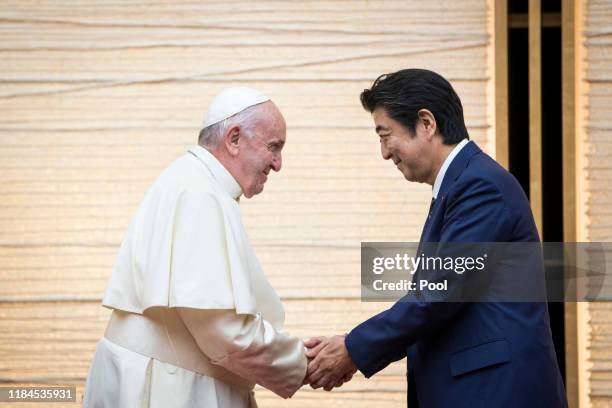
[0,1,489,406]
[583,1,612,407]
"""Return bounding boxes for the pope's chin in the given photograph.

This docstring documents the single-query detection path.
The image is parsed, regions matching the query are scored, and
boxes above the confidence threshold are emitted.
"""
[243,182,265,198]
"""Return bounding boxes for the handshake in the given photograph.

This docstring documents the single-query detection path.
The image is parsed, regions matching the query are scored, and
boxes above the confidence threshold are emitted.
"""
[302,334,358,391]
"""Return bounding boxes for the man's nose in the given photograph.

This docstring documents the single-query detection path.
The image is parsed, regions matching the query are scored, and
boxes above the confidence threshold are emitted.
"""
[381,143,391,160]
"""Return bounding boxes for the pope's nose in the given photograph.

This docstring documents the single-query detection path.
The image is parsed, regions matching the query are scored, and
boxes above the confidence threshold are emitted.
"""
[271,155,282,172]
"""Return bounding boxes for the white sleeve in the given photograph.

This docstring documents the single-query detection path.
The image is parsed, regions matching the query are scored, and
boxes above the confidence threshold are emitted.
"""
[177,308,307,398]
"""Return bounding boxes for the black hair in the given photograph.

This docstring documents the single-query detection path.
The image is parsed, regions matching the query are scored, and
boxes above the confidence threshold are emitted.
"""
[360,68,469,144]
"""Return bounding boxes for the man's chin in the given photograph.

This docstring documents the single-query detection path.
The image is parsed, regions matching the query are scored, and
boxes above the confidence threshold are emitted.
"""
[397,166,412,181]
[402,172,418,183]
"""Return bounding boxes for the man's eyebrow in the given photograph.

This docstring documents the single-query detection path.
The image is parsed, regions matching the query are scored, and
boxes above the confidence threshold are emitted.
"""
[376,125,390,134]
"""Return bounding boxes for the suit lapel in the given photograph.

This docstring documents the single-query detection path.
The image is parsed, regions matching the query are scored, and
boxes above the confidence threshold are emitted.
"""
[420,140,481,243]
[437,141,481,200]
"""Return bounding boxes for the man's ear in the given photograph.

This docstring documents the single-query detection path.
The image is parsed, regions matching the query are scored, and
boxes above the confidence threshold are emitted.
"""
[417,109,437,140]
[224,125,241,156]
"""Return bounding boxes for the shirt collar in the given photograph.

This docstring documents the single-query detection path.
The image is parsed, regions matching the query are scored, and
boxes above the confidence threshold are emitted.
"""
[432,138,469,199]
[188,145,243,201]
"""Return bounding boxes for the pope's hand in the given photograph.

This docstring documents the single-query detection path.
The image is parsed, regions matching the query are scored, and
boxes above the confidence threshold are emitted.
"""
[304,336,326,351]
[305,335,357,391]
[302,336,325,384]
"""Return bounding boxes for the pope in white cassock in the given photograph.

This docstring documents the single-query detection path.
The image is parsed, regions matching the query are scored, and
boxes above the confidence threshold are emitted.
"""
[83,87,307,407]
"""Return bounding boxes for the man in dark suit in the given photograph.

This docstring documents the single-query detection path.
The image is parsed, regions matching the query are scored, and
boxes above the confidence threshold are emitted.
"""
[304,69,567,407]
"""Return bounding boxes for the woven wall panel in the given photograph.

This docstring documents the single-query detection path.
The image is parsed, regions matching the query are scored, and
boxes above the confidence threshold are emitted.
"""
[0,1,489,406]
[584,0,612,406]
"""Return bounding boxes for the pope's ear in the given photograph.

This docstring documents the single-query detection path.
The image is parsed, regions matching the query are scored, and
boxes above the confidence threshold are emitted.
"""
[224,125,241,156]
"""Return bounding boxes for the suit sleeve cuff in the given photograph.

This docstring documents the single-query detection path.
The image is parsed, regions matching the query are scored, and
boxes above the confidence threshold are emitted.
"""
[345,328,389,378]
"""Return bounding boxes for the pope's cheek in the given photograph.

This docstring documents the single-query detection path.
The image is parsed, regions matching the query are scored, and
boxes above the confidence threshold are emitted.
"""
[255,180,265,195]
[256,173,265,187]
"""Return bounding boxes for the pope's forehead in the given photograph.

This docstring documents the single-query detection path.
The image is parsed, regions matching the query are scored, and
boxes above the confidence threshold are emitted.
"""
[257,102,286,128]
[258,100,282,118]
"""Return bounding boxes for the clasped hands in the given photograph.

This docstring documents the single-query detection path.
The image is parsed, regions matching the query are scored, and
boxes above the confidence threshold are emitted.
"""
[302,334,357,391]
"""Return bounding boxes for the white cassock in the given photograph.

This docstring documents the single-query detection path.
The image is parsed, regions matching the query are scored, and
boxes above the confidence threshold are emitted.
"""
[83,145,307,408]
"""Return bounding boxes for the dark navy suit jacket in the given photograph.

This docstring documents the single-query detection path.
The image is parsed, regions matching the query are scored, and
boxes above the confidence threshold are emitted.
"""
[345,141,567,407]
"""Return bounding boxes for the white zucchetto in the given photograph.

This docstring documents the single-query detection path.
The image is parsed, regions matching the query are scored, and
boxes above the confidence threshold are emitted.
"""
[203,87,270,128]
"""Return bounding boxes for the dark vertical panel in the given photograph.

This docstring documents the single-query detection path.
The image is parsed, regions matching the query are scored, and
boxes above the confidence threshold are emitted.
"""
[541,22,566,386]
[508,0,566,385]
[542,26,563,243]
[508,28,530,196]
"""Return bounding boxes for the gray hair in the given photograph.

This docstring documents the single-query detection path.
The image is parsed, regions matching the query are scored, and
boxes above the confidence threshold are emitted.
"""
[198,104,262,149]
